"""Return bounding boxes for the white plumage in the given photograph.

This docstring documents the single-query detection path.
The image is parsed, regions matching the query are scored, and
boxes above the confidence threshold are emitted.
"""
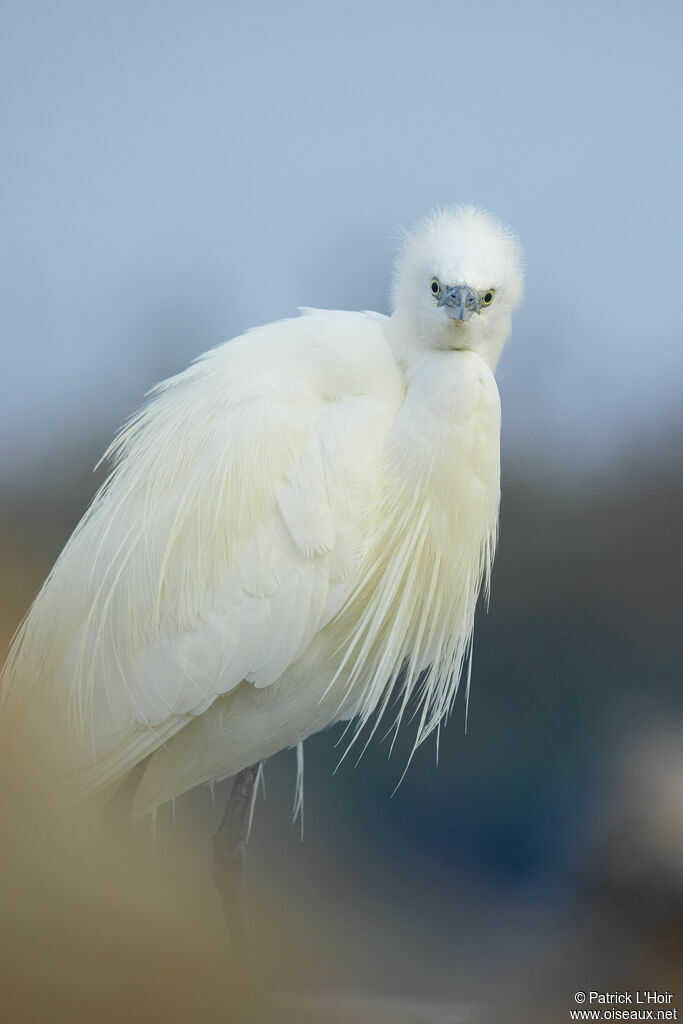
[2,206,523,820]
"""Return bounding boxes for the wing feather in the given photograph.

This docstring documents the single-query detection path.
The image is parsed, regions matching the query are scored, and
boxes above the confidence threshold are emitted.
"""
[2,311,402,790]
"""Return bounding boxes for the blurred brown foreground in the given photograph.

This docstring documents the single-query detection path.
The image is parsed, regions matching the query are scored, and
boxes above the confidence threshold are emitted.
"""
[0,705,486,1024]
[0,704,268,1023]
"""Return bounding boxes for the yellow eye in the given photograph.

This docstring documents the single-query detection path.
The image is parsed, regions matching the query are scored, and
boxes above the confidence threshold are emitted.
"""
[430,278,441,297]
[481,289,495,306]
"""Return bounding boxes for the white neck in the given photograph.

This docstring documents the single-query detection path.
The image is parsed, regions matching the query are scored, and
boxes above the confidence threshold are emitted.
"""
[386,309,509,374]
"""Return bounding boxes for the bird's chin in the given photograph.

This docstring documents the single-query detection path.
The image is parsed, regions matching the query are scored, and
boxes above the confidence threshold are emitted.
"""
[441,319,473,350]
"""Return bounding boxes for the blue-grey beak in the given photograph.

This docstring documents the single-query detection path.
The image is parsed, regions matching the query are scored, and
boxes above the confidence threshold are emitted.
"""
[438,284,478,321]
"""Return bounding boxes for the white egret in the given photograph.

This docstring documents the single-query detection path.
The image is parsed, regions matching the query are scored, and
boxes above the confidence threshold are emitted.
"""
[2,205,523,930]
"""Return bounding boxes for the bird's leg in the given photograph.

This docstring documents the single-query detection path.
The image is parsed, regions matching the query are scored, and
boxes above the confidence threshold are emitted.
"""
[105,755,151,831]
[212,762,260,957]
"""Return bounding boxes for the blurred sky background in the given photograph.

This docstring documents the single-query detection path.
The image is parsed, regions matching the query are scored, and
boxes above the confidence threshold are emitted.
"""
[1,2,681,1021]
[2,0,683,491]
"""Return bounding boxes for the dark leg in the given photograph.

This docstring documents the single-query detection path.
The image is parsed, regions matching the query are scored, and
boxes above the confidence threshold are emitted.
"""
[105,755,151,831]
[212,762,260,958]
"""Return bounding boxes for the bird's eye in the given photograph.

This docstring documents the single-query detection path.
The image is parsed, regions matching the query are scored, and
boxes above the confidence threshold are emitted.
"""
[481,289,495,306]
[430,278,441,297]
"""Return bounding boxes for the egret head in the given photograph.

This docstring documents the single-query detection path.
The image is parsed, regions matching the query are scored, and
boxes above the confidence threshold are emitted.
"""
[390,205,524,369]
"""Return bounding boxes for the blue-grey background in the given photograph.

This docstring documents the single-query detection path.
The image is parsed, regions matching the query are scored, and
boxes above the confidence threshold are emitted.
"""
[1,2,681,1020]
[2,0,683,489]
